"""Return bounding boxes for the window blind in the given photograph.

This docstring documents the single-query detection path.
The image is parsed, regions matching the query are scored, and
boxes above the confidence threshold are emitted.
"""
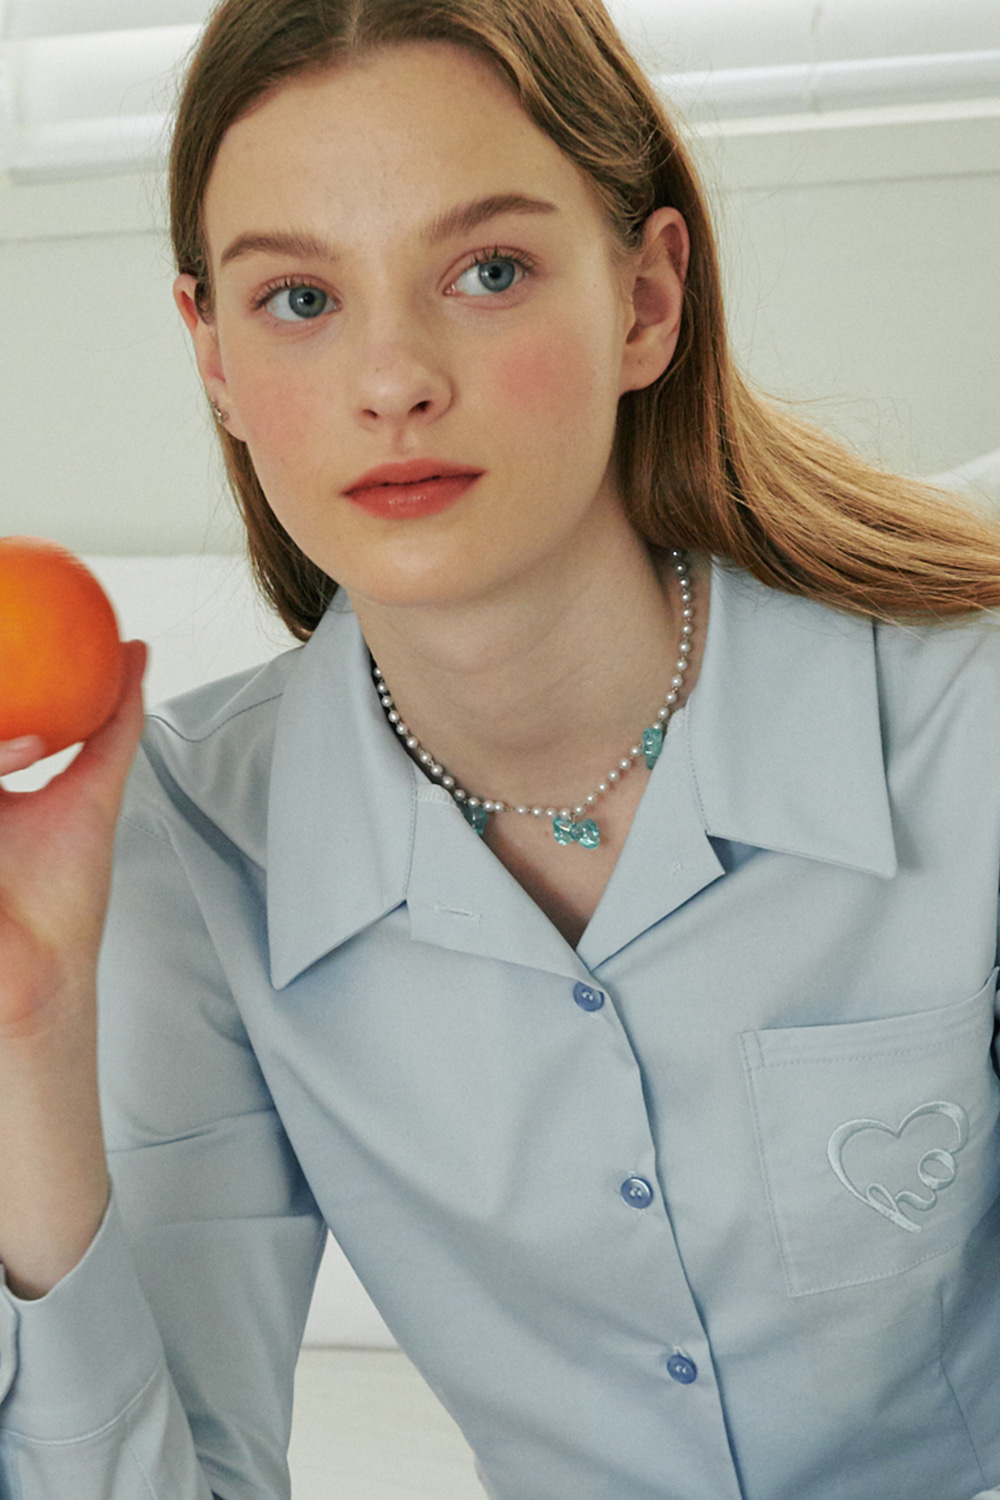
[1,0,997,180]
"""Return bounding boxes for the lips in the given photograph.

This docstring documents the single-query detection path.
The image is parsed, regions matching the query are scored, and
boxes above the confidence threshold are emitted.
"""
[343,459,484,520]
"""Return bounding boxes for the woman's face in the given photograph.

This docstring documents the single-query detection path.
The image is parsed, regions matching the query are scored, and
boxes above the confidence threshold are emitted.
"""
[177,42,685,610]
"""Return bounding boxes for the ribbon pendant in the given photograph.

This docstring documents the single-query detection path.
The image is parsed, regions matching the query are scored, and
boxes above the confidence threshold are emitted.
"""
[553,815,601,849]
[641,724,664,769]
[462,803,488,836]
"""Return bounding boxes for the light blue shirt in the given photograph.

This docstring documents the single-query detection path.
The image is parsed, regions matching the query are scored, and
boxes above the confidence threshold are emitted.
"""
[2,559,999,1500]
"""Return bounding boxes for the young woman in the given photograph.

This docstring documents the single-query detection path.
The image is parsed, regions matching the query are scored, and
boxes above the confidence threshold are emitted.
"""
[1,1,999,1497]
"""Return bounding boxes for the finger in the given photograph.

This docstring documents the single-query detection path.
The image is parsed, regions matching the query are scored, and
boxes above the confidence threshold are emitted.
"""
[0,737,47,778]
[60,641,149,803]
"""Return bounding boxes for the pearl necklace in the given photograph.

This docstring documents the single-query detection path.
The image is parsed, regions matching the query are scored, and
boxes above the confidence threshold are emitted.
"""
[372,549,695,849]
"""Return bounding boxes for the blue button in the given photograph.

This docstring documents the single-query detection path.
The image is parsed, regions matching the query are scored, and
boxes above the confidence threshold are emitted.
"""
[620,1176,654,1209]
[666,1354,698,1384]
[573,982,604,1011]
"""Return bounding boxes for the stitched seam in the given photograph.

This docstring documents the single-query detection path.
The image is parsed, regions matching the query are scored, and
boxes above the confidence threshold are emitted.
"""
[746,1039,980,1068]
[789,1229,967,1296]
[146,691,285,745]
[740,1040,798,1293]
[937,1284,991,1488]
[123,1432,158,1500]
[117,809,174,850]
[3,1358,165,1446]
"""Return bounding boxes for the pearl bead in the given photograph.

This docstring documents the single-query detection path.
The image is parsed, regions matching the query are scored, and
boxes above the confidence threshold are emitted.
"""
[373,551,695,836]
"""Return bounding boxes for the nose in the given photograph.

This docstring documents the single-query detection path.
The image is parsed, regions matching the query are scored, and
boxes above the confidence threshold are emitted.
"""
[352,322,453,428]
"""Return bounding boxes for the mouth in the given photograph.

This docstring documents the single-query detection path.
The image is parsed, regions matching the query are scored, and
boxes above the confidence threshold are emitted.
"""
[343,460,485,520]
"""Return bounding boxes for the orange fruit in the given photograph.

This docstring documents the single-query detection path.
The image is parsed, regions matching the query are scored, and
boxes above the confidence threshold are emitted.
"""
[0,537,125,756]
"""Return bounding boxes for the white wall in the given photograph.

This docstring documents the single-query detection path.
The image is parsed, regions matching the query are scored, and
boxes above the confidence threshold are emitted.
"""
[0,98,998,557]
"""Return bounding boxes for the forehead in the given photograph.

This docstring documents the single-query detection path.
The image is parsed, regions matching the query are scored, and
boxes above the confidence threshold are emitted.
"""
[203,41,605,255]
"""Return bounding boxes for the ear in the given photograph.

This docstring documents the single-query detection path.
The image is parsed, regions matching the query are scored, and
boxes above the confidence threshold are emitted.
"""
[617,208,690,396]
[173,274,247,441]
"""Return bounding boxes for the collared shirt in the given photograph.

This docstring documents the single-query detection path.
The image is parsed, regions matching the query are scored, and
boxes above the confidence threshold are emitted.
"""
[1,559,999,1500]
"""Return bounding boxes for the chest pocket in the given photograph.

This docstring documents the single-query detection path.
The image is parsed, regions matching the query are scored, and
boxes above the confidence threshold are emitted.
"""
[740,971,1000,1296]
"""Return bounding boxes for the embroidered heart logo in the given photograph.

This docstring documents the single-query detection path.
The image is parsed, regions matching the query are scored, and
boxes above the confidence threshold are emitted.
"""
[826,1100,969,1233]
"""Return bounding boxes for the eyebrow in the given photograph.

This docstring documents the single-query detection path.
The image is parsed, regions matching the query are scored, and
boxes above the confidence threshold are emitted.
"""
[421,192,559,244]
[219,193,559,270]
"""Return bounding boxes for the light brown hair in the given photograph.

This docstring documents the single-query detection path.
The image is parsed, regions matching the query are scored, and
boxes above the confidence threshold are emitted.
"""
[170,0,1000,640]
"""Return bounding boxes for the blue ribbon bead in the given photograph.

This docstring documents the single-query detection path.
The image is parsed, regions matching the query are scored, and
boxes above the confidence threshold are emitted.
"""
[462,803,488,836]
[641,724,664,769]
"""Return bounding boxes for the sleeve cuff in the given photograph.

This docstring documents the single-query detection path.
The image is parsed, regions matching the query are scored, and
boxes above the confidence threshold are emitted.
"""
[0,1186,166,1441]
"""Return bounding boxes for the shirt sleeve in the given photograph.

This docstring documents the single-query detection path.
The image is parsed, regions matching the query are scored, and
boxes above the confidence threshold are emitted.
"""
[0,748,327,1499]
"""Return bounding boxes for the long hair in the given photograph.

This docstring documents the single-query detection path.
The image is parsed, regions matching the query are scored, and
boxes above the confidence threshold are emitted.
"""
[170,0,1000,640]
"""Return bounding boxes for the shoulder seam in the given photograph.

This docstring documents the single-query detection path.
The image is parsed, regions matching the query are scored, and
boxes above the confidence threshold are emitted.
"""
[146,687,284,746]
[117,808,175,850]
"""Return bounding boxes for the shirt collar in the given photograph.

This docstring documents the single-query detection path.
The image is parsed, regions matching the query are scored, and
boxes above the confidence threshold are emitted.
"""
[266,563,897,989]
[267,597,417,989]
[266,596,592,989]
[683,560,897,880]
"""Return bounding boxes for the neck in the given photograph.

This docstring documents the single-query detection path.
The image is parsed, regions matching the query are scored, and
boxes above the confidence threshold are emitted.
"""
[348,517,699,815]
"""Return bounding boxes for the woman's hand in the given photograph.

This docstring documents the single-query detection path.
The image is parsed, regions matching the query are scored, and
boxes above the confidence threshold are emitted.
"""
[0,640,146,1299]
[0,640,147,1041]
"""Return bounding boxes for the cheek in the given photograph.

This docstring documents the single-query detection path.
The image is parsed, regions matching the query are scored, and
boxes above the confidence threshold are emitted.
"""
[230,371,328,489]
[490,323,615,423]
[492,334,563,409]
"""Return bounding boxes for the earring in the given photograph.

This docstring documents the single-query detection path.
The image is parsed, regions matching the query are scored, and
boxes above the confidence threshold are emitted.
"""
[210,399,228,425]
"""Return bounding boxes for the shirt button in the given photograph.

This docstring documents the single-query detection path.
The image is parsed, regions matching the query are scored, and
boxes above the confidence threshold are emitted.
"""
[620,1176,654,1209]
[573,982,605,1011]
[666,1354,698,1384]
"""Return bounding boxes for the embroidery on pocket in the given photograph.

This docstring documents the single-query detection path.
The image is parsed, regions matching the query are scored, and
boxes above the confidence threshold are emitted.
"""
[826,1100,969,1233]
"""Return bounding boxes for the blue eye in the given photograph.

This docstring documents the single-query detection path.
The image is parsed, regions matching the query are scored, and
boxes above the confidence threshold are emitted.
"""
[454,258,524,297]
[266,284,331,321]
